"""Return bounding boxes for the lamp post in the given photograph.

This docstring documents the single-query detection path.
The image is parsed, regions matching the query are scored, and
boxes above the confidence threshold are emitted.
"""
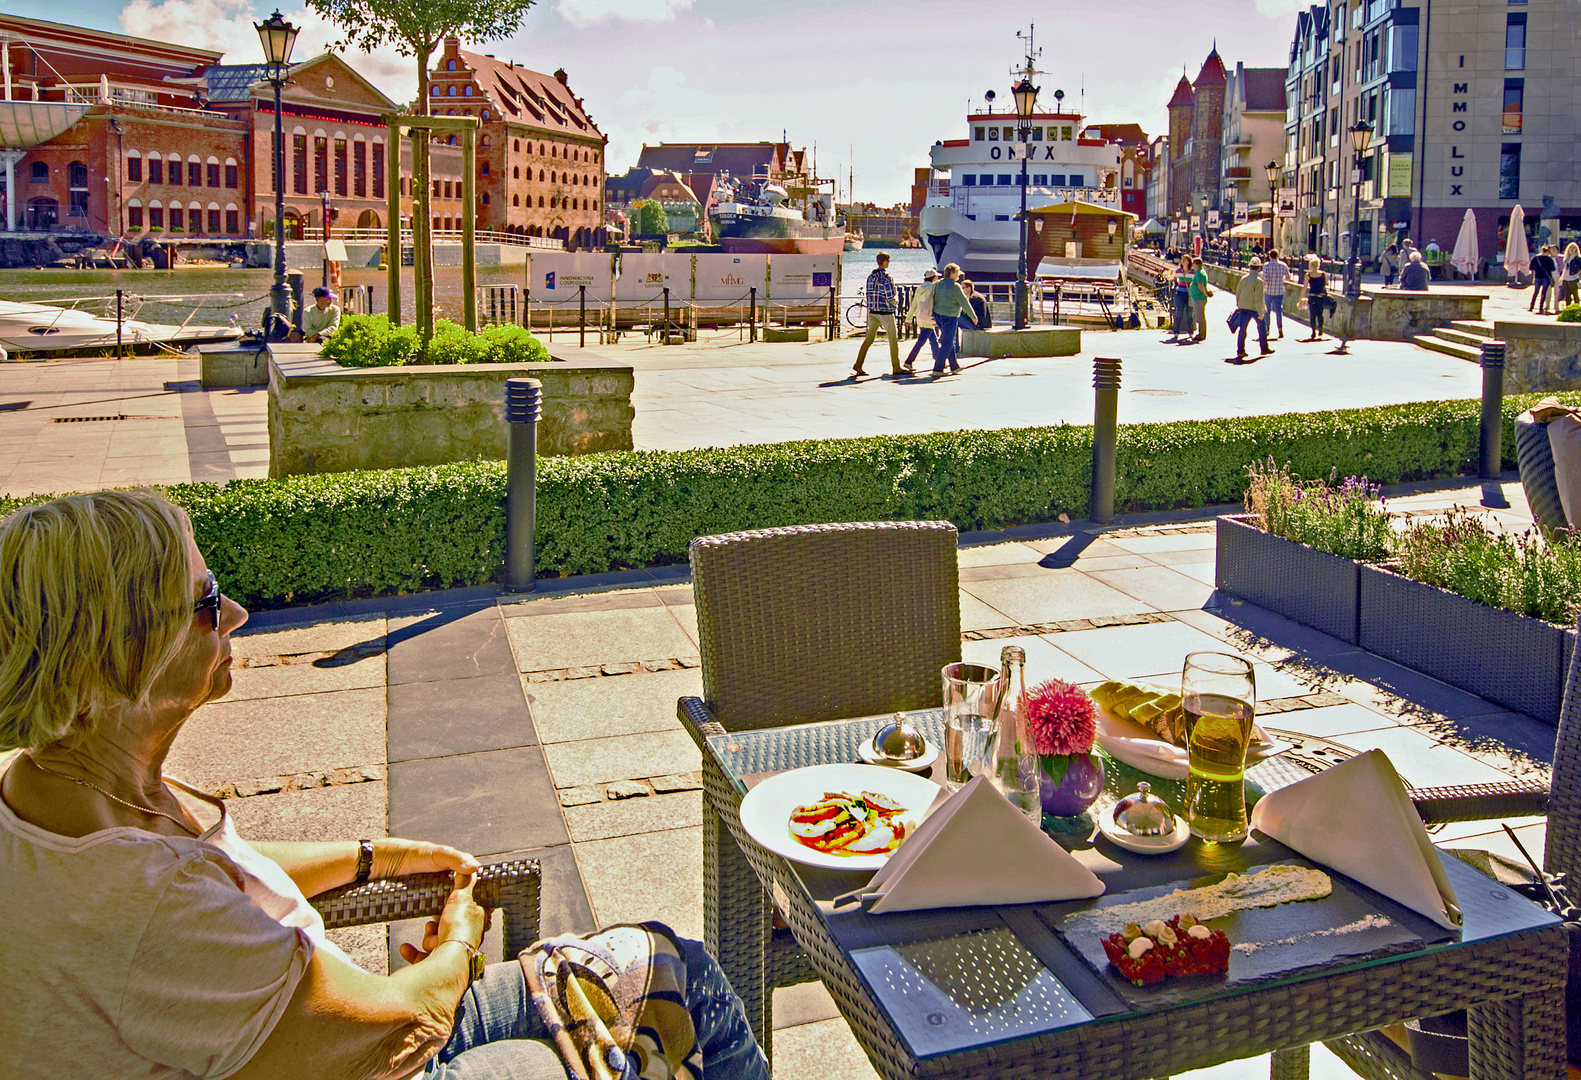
[1335,119,1373,355]
[1012,74,1038,330]
[1265,159,1280,250]
[255,10,298,323]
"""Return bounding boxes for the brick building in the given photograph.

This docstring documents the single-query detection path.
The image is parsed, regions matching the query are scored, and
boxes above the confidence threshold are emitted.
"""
[1165,49,1231,230]
[426,39,607,248]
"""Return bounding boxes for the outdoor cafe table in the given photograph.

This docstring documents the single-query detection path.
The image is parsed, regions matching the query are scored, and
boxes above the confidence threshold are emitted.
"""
[702,708,1568,1080]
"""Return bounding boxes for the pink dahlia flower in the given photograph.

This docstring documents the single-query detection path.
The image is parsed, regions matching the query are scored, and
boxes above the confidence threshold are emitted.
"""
[1023,679,1097,757]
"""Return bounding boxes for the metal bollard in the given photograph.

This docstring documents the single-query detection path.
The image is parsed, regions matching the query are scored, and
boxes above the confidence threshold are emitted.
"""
[287,269,305,333]
[663,287,671,343]
[579,284,587,348]
[1090,357,1122,525]
[505,378,542,592]
[1479,340,1507,480]
[749,287,757,343]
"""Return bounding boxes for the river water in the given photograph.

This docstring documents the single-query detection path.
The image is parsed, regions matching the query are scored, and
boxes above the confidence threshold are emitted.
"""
[0,248,939,332]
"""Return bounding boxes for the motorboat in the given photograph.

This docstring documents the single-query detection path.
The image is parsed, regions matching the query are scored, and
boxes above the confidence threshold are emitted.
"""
[0,299,242,356]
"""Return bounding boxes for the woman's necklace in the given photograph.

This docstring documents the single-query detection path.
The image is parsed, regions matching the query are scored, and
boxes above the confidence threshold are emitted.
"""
[26,755,197,836]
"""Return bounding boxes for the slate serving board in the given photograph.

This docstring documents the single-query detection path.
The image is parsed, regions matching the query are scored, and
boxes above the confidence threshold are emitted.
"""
[1043,859,1452,1011]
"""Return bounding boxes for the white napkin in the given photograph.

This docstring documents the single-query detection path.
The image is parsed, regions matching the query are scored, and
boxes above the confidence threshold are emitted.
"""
[848,776,1105,914]
[1249,749,1462,930]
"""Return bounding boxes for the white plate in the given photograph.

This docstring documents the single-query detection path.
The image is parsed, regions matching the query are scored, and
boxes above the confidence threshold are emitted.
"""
[738,764,943,871]
[856,735,940,773]
[1096,803,1190,854]
[1095,704,1287,780]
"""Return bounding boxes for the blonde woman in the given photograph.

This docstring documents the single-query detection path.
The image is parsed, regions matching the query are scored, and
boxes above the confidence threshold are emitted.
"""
[1304,255,1330,340]
[0,490,769,1080]
[1561,242,1581,307]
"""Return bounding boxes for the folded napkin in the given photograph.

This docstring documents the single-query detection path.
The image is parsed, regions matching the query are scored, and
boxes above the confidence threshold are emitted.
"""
[843,775,1105,914]
[1249,749,1462,930]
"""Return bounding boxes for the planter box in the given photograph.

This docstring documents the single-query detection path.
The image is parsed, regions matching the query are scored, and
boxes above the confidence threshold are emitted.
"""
[1358,563,1572,725]
[1215,514,1360,644]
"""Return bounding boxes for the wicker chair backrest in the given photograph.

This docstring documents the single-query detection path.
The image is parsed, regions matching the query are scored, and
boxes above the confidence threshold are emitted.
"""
[1548,618,1581,883]
[1515,412,1570,533]
[689,520,962,732]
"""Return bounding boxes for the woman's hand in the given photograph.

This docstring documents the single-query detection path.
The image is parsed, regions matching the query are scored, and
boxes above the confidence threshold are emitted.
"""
[371,838,480,882]
[397,872,491,965]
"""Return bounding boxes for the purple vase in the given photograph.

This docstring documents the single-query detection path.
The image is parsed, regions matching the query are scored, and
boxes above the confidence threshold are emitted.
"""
[1041,753,1106,817]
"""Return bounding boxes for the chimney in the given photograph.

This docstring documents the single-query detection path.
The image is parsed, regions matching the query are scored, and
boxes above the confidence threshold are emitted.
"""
[554,68,568,85]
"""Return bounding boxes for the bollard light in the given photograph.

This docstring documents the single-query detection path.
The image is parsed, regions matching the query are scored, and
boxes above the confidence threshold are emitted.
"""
[1479,341,1506,480]
[505,378,543,591]
[1090,357,1122,525]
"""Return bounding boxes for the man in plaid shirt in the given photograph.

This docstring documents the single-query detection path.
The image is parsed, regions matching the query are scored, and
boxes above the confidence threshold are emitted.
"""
[853,253,903,377]
[1260,250,1293,340]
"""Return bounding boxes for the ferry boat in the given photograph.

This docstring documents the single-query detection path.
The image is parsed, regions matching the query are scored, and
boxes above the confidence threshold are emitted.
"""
[919,46,1125,280]
[709,180,843,255]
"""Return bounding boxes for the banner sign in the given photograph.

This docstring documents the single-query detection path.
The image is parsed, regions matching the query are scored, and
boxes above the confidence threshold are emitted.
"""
[692,254,767,301]
[767,254,841,299]
[1276,188,1297,218]
[1386,152,1413,198]
[524,252,616,302]
[1234,202,1249,224]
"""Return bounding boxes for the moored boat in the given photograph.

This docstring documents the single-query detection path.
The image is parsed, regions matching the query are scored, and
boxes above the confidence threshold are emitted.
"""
[0,299,241,356]
[710,180,843,255]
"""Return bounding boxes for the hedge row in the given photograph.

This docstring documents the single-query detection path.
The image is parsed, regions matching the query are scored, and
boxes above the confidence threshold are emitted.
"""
[3,392,1577,609]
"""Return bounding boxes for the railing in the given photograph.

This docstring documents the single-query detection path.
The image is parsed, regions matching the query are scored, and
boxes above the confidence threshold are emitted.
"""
[298,227,564,249]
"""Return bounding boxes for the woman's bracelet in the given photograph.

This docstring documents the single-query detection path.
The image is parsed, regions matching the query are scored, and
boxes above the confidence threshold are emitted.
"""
[355,839,374,883]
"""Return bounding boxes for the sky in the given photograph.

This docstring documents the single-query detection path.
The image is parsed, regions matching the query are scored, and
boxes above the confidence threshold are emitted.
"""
[12,0,1313,204]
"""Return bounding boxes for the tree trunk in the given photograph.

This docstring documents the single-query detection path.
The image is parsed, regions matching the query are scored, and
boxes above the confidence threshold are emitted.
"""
[415,42,433,117]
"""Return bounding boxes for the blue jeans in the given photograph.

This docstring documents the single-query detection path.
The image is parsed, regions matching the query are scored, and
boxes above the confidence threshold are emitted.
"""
[933,314,963,371]
[424,938,769,1080]
[1265,293,1284,336]
[1236,309,1269,353]
[906,326,940,365]
[1172,291,1193,337]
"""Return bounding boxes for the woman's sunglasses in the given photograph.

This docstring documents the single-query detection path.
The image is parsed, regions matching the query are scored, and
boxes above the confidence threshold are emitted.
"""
[194,571,222,630]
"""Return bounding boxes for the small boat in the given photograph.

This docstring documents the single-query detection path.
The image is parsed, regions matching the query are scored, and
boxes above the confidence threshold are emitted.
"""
[844,231,865,252]
[0,299,242,356]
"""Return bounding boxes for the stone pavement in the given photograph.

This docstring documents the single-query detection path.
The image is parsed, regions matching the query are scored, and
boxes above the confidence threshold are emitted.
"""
[0,284,1486,496]
[126,473,1550,1080]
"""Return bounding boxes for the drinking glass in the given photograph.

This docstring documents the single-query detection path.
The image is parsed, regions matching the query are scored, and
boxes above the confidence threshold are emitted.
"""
[942,662,1002,790]
[1181,652,1257,842]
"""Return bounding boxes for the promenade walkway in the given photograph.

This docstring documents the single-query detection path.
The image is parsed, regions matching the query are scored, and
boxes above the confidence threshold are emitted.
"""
[13,475,1537,1080]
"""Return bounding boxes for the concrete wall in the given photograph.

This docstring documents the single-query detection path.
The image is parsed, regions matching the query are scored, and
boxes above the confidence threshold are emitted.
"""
[1499,321,1581,394]
[1201,264,1484,341]
[267,344,633,477]
[279,240,532,268]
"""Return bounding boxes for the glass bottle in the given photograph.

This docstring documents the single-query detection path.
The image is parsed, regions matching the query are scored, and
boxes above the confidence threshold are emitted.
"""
[995,645,1042,822]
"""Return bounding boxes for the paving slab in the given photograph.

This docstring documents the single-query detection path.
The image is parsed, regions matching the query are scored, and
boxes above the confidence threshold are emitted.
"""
[1051,621,1256,680]
[769,1017,881,1080]
[387,672,537,762]
[541,729,702,789]
[232,614,386,659]
[574,825,703,940]
[223,780,387,846]
[168,687,386,788]
[387,606,516,685]
[961,569,1155,625]
[524,667,701,744]
[388,746,568,857]
[224,654,386,701]
[505,606,700,672]
[960,634,1104,686]
[1332,724,1521,788]
[958,590,1015,632]
[956,542,1043,567]
[1084,564,1220,613]
[563,790,703,843]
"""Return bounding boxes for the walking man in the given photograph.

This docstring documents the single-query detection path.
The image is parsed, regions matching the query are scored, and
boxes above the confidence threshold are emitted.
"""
[1530,245,1558,314]
[929,263,973,375]
[904,267,940,370]
[1189,258,1211,343]
[853,252,902,377]
[1233,257,1272,362]
[1260,250,1291,339]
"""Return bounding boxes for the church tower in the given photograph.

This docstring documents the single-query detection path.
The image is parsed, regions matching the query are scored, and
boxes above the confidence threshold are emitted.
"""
[1191,47,1229,212]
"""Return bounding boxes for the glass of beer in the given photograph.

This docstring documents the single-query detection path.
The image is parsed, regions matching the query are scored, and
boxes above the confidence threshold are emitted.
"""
[942,662,1002,790]
[1182,652,1257,842]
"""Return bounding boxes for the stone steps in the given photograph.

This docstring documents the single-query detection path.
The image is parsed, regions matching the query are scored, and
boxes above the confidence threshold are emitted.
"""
[1411,333,1481,362]
[1449,319,1497,338]
[1413,318,1498,362]
[1432,326,1495,347]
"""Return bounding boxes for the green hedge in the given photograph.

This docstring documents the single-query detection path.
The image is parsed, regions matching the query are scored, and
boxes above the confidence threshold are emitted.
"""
[322,315,550,367]
[3,392,1578,609]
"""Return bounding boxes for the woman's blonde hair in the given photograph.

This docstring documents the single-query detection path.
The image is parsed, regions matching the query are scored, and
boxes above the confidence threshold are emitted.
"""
[0,489,196,751]
[1307,255,1321,268]
[1567,242,1580,259]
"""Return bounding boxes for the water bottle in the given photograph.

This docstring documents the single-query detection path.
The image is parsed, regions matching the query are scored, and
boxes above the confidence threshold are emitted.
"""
[995,646,1042,822]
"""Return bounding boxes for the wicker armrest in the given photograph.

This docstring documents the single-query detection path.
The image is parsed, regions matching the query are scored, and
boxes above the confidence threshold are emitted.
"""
[1410,781,1550,825]
[310,858,542,958]
[677,695,726,749]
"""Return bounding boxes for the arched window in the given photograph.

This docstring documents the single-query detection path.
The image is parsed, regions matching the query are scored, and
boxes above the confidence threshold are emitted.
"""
[538,169,544,181]
[463,85,473,97]
[538,195,544,207]
[513,194,519,206]
[482,192,490,204]
[481,109,489,120]
[480,136,490,148]
[446,59,456,71]
[513,139,519,151]
[513,166,519,179]
[431,86,440,96]
[30,161,47,182]
[538,143,545,154]
[447,85,456,96]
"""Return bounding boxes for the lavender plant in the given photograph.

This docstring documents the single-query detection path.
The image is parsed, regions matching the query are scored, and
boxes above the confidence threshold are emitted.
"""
[1244,457,1393,561]
[1393,507,1581,624]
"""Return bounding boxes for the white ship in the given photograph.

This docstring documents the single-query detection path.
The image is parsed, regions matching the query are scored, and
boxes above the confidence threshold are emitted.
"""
[0,300,241,356]
[919,46,1123,280]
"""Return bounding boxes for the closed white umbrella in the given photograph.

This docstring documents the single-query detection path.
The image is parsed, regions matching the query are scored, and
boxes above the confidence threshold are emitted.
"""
[1504,204,1531,277]
[1450,209,1479,278]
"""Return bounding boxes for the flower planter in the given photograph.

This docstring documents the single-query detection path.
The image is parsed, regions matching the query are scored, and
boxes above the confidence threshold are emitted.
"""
[1215,514,1360,644]
[1357,563,1573,725]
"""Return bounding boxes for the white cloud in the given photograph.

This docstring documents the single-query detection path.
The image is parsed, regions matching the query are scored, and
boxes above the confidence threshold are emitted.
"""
[554,0,693,30]
[117,0,418,104]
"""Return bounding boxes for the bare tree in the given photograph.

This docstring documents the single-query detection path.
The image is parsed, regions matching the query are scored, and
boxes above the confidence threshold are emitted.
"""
[307,0,537,114]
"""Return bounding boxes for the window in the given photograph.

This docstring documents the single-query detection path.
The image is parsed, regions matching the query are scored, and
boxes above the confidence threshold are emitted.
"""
[293,134,307,194]
[1049,173,1066,186]
[208,208,220,232]
[169,206,183,231]
[1031,127,1042,141]
[538,169,544,181]
[128,205,143,228]
[1499,142,1521,198]
[372,142,384,199]
[1504,79,1524,132]
[997,174,1013,186]
[482,192,490,204]
[188,161,201,186]
[447,59,456,71]
[1032,173,1047,185]
[538,195,543,207]
[68,161,88,218]
[481,163,490,176]
[1068,173,1085,187]
[463,85,473,96]
[314,136,328,193]
[1062,126,1073,139]
[225,163,237,188]
[226,209,238,233]
[353,141,366,197]
[149,158,163,184]
[988,127,998,141]
[1382,85,1415,135]
[513,139,519,151]
[978,174,994,185]
[994,214,1010,221]
[430,86,440,96]
[513,194,519,206]
[1506,14,1526,69]
[1002,126,1014,140]
[513,166,519,179]
[127,155,141,182]
[168,159,182,186]
[149,205,162,228]
[961,174,977,186]
[334,138,347,196]
[447,85,456,96]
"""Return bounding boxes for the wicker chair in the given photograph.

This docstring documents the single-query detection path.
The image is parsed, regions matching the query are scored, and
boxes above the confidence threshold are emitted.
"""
[1324,617,1578,1080]
[676,520,962,1056]
[1516,410,1570,534]
[310,858,542,960]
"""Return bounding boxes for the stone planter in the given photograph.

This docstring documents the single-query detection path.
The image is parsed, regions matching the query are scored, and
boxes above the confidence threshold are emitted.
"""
[1215,515,1360,644]
[1357,563,1573,725]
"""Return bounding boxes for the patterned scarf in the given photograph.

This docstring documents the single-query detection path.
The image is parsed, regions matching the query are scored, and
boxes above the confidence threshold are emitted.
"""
[521,922,700,1080]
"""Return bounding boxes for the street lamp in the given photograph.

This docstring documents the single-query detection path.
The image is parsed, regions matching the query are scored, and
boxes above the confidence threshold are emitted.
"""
[1265,160,1280,251]
[255,9,298,323]
[1012,74,1038,330]
[1335,119,1373,355]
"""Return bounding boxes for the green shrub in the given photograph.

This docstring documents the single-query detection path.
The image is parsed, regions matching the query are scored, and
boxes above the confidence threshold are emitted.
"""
[321,315,547,367]
[4,392,1580,610]
[1243,458,1393,561]
[1393,506,1581,624]
[1558,304,1581,324]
